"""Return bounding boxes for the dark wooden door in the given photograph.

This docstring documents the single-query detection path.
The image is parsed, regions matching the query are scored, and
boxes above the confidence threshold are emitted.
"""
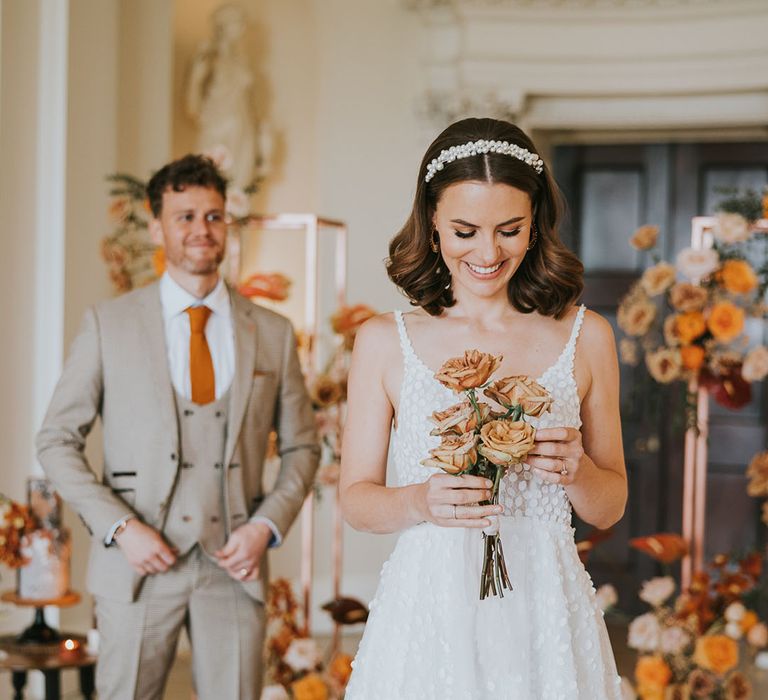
[552,142,768,612]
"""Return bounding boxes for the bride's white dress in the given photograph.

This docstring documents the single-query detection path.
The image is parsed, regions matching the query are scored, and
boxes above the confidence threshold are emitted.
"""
[345,306,622,700]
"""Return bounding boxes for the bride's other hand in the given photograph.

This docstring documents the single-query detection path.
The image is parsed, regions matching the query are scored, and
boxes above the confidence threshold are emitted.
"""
[418,473,502,528]
[526,426,584,486]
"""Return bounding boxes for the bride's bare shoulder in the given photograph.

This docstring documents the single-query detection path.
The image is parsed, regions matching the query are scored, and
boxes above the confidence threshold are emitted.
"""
[352,312,402,362]
[578,308,618,362]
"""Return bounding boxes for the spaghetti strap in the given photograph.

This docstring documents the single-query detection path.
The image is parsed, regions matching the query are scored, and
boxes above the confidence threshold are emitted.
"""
[563,304,587,369]
[393,310,416,361]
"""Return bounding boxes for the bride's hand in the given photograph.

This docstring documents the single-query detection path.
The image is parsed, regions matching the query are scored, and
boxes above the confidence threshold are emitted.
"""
[418,474,503,528]
[526,427,584,485]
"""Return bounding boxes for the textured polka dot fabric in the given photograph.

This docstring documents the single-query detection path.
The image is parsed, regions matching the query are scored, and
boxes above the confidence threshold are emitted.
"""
[345,306,622,700]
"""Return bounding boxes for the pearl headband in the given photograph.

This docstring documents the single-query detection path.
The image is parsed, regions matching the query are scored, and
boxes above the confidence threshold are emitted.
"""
[424,139,544,183]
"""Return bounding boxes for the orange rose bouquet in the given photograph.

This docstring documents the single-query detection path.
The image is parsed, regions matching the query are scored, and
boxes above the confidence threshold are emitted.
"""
[421,350,552,599]
[617,194,768,414]
[0,493,37,569]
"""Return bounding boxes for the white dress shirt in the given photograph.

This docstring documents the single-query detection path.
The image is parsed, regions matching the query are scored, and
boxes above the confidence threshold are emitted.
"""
[106,273,280,546]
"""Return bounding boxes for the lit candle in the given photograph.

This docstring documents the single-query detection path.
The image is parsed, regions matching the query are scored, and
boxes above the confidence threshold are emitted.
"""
[60,638,82,661]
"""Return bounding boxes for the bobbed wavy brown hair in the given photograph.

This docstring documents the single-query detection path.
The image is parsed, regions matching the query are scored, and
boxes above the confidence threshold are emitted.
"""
[387,118,583,318]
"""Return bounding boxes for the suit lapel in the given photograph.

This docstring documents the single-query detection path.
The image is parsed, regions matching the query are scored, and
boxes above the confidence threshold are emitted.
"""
[137,284,180,503]
[225,288,257,467]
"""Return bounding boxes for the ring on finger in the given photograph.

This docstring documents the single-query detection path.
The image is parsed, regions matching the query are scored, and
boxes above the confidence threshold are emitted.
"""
[560,459,568,476]
[239,567,250,578]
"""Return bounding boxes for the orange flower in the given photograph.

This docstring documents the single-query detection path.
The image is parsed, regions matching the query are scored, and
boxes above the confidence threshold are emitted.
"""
[435,350,502,391]
[291,673,328,700]
[718,259,758,295]
[674,312,706,345]
[629,533,688,563]
[328,653,353,686]
[707,302,744,343]
[693,635,739,675]
[238,272,292,302]
[630,224,660,251]
[680,345,705,371]
[740,610,759,633]
[152,247,165,277]
[330,304,377,337]
[635,655,672,690]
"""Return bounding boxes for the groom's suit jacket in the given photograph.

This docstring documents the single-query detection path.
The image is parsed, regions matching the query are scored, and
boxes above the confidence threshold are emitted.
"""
[36,281,319,603]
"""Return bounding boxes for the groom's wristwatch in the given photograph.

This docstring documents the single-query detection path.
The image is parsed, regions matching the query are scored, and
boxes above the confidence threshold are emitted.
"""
[105,514,136,547]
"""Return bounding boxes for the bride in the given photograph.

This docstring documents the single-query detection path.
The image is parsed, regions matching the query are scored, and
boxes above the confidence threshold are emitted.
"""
[339,118,627,699]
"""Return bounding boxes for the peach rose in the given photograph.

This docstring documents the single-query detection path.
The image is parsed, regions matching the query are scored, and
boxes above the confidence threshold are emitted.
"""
[238,272,292,302]
[746,451,768,497]
[747,622,768,648]
[330,304,377,338]
[620,338,640,366]
[669,282,709,313]
[645,348,682,384]
[674,312,706,345]
[291,672,328,700]
[714,212,752,244]
[707,302,745,343]
[478,420,536,466]
[421,432,478,474]
[483,376,553,417]
[693,634,739,675]
[676,247,719,281]
[742,346,768,382]
[634,655,671,690]
[434,350,503,391]
[630,224,660,251]
[680,345,705,372]
[310,375,344,408]
[618,297,657,337]
[724,671,752,700]
[640,263,676,297]
[429,400,493,436]
[663,316,681,347]
[718,259,758,295]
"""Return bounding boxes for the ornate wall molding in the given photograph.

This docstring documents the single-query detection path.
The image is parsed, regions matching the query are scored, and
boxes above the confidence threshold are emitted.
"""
[406,0,768,133]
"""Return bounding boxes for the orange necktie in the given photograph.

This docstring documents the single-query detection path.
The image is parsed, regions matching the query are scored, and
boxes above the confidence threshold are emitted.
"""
[186,306,215,405]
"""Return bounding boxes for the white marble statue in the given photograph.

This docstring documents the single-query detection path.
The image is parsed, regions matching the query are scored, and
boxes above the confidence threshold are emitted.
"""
[186,3,269,188]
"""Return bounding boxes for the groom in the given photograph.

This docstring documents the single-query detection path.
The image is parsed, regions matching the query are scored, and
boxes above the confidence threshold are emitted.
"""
[36,154,319,700]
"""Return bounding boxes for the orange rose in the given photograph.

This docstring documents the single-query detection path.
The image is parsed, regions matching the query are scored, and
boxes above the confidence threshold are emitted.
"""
[670,282,708,313]
[483,376,553,417]
[421,432,478,474]
[707,302,745,343]
[740,610,759,633]
[328,653,353,686]
[429,400,493,436]
[238,272,292,302]
[718,259,758,295]
[635,655,672,690]
[478,420,536,466]
[618,297,657,337]
[674,312,706,345]
[330,304,376,337]
[152,247,166,277]
[435,350,502,391]
[630,224,660,251]
[291,672,328,700]
[680,345,705,371]
[693,634,739,675]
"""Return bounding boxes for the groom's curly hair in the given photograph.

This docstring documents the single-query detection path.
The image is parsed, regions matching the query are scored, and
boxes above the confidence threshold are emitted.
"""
[146,154,228,217]
[387,118,583,319]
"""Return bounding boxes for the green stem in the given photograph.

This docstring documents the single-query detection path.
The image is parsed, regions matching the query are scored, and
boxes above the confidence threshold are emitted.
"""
[466,389,484,427]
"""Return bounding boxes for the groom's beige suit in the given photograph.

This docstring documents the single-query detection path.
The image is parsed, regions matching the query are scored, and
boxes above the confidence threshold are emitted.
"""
[36,281,319,699]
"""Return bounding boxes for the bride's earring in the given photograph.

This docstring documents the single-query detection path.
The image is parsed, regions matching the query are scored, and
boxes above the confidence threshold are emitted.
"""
[527,224,538,251]
[430,229,440,254]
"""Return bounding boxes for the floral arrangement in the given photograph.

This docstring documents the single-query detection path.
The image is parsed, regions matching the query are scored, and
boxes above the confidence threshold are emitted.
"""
[262,579,353,700]
[624,547,765,700]
[421,350,552,599]
[101,145,258,294]
[0,494,37,568]
[308,305,377,489]
[745,450,768,527]
[617,196,768,412]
